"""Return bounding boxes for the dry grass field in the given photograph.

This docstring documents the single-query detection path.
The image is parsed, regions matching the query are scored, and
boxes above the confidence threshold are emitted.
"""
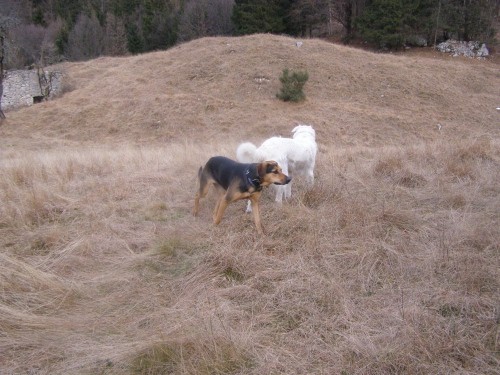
[0,34,499,374]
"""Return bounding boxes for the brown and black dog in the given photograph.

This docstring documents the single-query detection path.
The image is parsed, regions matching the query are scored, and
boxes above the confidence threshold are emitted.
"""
[193,156,291,234]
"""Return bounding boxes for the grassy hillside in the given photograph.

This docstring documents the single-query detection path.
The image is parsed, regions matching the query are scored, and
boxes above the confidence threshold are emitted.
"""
[1,34,499,149]
[0,34,499,374]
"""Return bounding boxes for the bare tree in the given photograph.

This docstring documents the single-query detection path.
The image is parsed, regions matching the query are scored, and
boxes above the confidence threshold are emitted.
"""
[206,0,234,35]
[0,0,31,118]
[289,0,330,37]
[328,0,367,42]
[179,0,209,41]
[434,0,442,47]
[288,0,366,42]
[179,0,234,42]
[3,12,62,68]
[0,0,31,23]
[104,12,128,56]
[66,12,105,61]
[0,30,5,119]
[9,24,46,66]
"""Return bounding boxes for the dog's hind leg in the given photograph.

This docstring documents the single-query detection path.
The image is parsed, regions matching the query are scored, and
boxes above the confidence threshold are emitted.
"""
[193,170,210,216]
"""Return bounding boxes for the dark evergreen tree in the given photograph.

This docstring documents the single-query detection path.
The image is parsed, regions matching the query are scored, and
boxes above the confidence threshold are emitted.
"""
[403,0,436,42]
[232,0,287,35]
[439,0,496,41]
[55,27,69,55]
[126,23,144,53]
[356,0,496,49]
[288,0,330,37]
[32,6,47,26]
[54,0,86,26]
[355,0,437,48]
[142,0,174,50]
[111,0,141,16]
[355,0,405,48]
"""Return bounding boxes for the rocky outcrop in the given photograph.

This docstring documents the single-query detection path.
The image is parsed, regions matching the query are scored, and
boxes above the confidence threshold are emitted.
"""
[436,40,489,58]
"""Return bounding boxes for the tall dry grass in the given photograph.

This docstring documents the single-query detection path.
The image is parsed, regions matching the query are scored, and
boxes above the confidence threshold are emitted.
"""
[1,34,499,374]
[0,135,498,374]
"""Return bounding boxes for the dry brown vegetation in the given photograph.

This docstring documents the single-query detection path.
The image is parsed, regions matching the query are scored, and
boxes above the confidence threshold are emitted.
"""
[0,34,499,374]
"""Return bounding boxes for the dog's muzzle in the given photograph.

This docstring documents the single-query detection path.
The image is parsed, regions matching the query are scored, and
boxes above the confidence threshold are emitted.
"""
[276,176,292,185]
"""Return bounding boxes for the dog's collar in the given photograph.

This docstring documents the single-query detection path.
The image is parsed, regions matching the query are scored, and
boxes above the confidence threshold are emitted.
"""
[245,167,262,191]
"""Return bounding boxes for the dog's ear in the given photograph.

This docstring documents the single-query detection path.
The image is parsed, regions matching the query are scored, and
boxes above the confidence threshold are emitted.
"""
[257,162,267,178]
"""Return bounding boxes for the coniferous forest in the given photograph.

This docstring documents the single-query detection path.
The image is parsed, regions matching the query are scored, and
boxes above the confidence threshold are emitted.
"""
[0,0,498,68]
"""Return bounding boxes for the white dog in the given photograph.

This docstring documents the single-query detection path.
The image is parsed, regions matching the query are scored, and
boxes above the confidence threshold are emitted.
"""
[236,124,317,211]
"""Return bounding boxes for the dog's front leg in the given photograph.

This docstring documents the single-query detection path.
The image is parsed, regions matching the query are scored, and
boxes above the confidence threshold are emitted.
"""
[284,182,292,199]
[275,185,285,204]
[249,194,264,235]
[306,172,314,186]
[212,194,220,221]
[213,195,229,225]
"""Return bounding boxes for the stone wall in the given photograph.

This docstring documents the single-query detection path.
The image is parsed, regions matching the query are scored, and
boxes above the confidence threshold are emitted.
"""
[1,69,63,111]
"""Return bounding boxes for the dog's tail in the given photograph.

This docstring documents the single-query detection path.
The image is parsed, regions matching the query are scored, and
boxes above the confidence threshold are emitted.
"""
[236,142,257,163]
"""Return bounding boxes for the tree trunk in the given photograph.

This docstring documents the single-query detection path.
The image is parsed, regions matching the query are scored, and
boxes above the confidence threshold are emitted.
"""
[0,33,6,120]
[434,0,441,47]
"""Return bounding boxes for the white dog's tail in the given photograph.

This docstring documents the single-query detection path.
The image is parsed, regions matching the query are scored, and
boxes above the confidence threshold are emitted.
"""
[236,142,258,163]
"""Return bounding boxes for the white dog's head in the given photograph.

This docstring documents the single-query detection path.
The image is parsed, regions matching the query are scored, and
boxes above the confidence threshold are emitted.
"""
[292,124,315,140]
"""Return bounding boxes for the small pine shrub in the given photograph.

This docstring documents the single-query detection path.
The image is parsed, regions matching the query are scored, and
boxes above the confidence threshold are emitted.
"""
[276,68,309,102]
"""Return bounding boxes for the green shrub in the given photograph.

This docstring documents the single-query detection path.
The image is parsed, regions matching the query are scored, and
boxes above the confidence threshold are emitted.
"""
[276,68,308,102]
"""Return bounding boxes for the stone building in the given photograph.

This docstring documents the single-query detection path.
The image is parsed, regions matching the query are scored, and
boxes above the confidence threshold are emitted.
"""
[1,69,63,111]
